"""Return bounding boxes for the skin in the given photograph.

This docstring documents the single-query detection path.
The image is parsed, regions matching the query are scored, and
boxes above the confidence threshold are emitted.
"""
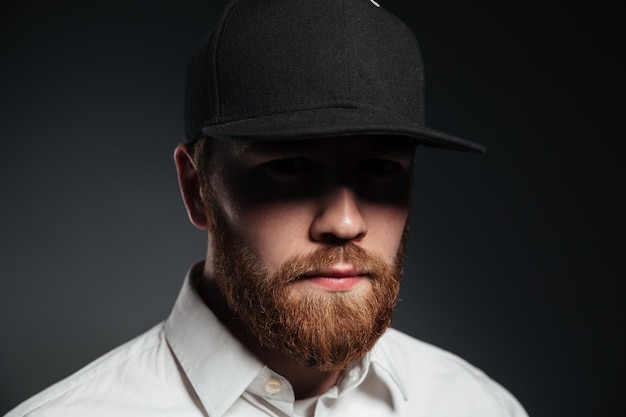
[174,135,415,398]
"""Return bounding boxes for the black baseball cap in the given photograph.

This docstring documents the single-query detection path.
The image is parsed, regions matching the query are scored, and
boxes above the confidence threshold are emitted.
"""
[184,0,485,153]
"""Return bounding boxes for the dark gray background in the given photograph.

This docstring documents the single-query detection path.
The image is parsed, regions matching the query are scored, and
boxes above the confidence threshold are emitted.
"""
[1,1,623,415]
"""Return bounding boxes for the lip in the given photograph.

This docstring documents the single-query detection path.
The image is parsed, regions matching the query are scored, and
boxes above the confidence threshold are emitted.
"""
[297,264,368,291]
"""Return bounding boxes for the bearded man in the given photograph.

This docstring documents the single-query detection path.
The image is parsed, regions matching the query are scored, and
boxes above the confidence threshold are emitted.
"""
[7,0,528,416]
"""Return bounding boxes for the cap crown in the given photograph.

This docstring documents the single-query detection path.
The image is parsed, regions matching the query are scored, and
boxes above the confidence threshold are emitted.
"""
[185,0,425,141]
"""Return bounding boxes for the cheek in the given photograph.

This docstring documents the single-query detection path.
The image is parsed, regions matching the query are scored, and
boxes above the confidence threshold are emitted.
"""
[226,199,315,271]
[362,204,410,260]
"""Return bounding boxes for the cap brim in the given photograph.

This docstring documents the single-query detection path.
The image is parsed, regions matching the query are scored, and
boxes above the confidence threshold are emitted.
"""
[201,107,485,153]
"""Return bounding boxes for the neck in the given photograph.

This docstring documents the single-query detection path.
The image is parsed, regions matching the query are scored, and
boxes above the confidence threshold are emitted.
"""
[196,271,343,399]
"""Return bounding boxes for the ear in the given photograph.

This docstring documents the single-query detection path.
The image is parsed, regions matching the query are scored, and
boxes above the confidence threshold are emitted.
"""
[174,143,209,230]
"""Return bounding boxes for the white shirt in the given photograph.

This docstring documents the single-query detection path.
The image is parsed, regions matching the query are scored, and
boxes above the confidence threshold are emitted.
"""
[6,263,528,416]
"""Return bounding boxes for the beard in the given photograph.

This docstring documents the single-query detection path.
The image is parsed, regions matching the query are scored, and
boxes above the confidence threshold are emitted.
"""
[205,199,407,372]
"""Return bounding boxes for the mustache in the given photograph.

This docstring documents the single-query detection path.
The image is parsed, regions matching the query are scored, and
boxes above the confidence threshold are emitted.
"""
[270,243,392,285]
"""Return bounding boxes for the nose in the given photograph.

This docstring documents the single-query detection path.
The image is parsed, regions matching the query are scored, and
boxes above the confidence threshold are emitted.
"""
[310,187,367,244]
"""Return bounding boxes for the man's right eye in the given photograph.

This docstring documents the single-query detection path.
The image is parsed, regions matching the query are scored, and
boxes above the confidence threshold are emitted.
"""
[264,158,312,178]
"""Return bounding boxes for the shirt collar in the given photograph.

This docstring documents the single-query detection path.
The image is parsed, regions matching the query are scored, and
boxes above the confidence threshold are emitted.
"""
[369,339,409,401]
[164,262,265,417]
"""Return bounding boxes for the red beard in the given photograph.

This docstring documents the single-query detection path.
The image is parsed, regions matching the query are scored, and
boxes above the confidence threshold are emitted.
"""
[208,206,406,372]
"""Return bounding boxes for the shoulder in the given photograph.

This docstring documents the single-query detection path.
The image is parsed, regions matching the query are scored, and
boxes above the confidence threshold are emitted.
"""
[5,323,182,417]
[372,329,528,417]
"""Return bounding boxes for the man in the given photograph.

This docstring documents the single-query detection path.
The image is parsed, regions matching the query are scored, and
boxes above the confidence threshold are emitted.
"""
[7,0,528,416]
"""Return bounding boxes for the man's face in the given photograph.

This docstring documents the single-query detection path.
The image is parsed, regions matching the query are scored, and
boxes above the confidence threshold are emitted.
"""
[201,136,415,371]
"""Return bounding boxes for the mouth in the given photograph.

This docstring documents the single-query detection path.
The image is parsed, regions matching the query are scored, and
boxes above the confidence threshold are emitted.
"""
[295,264,369,292]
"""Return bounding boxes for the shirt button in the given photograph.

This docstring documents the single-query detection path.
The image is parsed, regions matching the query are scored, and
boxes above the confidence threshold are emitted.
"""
[264,377,282,395]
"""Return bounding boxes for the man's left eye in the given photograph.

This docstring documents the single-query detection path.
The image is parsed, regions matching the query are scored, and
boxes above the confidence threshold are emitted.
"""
[359,159,401,176]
